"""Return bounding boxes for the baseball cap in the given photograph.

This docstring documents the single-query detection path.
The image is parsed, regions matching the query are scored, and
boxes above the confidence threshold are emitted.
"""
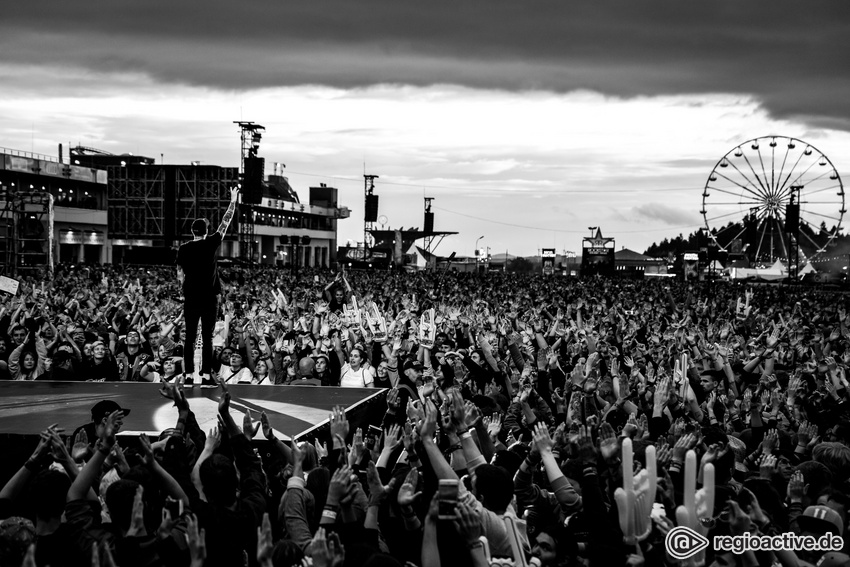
[819,552,850,567]
[91,400,131,423]
[403,360,424,372]
[312,353,330,363]
[799,505,844,536]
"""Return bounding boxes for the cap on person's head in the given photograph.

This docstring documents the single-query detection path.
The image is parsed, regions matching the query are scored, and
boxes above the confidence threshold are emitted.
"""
[403,360,424,373]
[799,505,844,535]
[313,353,329,363]
[91,400,130,424]
[818,551,850,567]
[0,517,35,563]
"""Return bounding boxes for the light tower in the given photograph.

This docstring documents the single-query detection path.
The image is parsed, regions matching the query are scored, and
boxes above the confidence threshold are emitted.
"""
[233,121,265,264]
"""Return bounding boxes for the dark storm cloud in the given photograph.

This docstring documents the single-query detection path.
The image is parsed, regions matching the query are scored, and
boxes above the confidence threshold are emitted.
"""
[2,1,849,126]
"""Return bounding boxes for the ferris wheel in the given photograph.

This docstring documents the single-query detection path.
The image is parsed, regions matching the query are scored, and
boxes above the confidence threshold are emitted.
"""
[701,136,844,264]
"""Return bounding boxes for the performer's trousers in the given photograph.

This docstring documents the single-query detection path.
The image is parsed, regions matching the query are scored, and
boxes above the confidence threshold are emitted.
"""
[183,294,218,376]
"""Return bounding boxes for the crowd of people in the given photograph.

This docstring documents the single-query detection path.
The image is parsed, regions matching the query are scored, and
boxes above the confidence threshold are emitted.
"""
[2,262,850,566]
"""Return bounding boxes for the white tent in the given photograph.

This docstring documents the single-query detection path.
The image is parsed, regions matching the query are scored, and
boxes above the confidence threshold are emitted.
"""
[799,262,816,277]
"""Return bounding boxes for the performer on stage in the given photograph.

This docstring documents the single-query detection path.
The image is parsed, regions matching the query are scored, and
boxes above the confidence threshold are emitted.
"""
[176,187,239,384]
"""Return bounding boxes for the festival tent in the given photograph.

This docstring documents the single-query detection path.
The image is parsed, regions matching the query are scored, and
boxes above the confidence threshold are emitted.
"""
[799,262,816,277]
[404,244,438,270]
[705,260,725,273]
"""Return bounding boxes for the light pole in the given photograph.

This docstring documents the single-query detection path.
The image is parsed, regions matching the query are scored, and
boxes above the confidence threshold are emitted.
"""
[475,235,484,273]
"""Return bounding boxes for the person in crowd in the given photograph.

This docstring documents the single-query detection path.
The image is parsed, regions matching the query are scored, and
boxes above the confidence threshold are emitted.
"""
[68,400,130,451]
[139,355,184,383]
[339,346,375,388]
[222,352,254,384]
[253,357,275,385]
[80,340,120,382]
[7,330,47,381]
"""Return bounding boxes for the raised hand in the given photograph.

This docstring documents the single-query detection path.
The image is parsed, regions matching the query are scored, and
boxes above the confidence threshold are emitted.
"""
[759,454,777,480]
[204,425,221,452]
[95,411,122,455]
[656,439,672,469]
[672,432,697,463]
[532,422,554,454]
[217,378,231,413]
[598,421,620,463]
[386,388,401,412]
[787,470,808,504]
[382,424,401,452]
[125,485,146,537]
[366,461,397,505]
[311,527,345,567]
[486,413,502,438]
[291,439,306,469]
[760,428,778,455]
[242,409,261,440]
[654,377,671,409]
[260,412,275,441]
[417,400,438,440]
[256,513,273,567]
[138,433,158,468]
[327,466,354,507]
[576,425,598,467]
[397,468,422,507]
[330,406,349,448]
[463,400,481,429]
[622,413,640,439]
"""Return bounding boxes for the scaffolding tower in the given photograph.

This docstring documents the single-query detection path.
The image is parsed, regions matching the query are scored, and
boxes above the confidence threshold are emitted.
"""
[0,188,54,278]
[234,121,265,264]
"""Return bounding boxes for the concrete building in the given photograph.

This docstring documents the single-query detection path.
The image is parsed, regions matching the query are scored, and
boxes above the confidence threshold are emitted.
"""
[0,146,110,274]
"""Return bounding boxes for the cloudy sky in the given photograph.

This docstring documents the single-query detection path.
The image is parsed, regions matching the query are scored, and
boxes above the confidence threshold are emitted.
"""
[2,1,850,257]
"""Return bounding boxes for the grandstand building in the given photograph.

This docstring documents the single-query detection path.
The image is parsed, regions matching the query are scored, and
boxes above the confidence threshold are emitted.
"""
[0,146,110,274]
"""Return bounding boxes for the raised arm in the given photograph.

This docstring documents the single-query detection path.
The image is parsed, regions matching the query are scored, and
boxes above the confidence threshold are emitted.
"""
[217,187,240,237]
[68,410,121,502]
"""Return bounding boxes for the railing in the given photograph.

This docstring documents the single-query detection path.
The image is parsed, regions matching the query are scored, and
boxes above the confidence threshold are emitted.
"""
[0,146,60,163]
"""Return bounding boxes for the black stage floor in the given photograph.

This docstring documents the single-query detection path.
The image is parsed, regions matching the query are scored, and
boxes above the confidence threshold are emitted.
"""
[0,381,386,441]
